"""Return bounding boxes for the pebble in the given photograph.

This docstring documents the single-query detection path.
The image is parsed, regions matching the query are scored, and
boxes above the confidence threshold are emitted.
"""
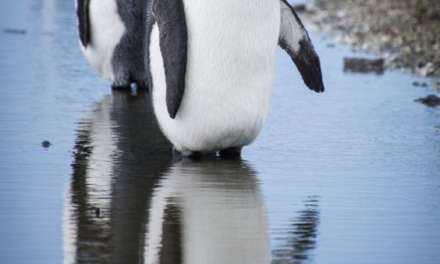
[413,81,429,87]
[41,140,51,149]
[343,57,385,74]
[415,95,440,107]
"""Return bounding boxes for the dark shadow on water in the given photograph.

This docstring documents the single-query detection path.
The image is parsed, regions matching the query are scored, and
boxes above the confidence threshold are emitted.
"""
[272,197,320,264]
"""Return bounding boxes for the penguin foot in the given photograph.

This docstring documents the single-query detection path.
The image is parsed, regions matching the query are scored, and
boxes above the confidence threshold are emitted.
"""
[172,148,220,161]
[111,82,131,90]
[135,80,150,93]
[172,147,203,160]
[188,151,204,160]
[219,147,242,159]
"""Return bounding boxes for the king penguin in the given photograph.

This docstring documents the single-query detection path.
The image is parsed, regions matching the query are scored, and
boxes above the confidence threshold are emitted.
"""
[148,0,325,157]
[76,0,150,89]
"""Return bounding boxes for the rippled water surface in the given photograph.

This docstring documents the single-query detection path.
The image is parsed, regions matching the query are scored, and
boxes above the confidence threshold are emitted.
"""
[1,1,440,264]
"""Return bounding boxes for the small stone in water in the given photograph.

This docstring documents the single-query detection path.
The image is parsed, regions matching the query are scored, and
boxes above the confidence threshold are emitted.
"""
[415,95,440,107]
[344,57,385,74]
[41,140,51,148]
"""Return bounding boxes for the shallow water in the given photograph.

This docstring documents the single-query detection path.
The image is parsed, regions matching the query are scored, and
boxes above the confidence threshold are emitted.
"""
[1,0,440,264]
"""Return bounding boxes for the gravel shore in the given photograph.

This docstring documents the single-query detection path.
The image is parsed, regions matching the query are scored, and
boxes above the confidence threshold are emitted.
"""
[300,0,440,77]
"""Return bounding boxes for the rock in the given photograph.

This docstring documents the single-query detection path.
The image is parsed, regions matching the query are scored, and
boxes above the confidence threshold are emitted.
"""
[343,57,385,74]
[416,62,435,76]
[41,140,51,148]
[415,95,440,107]
[413,81,429,87]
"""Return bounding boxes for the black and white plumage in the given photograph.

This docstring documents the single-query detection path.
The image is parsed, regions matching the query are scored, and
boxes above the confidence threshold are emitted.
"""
[148,0,325,156]
[76,0,150,89]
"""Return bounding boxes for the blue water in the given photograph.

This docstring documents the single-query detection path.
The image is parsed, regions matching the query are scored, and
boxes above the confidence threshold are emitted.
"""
[0,0,439,263]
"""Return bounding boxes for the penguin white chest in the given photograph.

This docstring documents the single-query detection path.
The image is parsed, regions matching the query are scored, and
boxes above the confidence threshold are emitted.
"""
[150,0,280,153]
[80,0,125,81]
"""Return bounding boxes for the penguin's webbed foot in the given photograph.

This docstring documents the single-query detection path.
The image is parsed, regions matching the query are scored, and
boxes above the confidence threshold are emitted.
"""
[172,147,202,160]
[111,80,131,90]
[112,70,132,90]
[173,147,220,161]
[219,147,242,160]
[135,79,150,93]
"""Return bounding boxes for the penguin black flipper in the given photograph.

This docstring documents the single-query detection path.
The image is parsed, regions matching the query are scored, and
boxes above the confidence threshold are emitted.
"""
[279,0,324,93]
[77,0,91,47]
[152,0,188,119]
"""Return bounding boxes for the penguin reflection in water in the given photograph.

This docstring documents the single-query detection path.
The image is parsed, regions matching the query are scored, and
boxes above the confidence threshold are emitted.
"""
[149,0,325,157]
[145,159,270,264]
[76,0,150,89]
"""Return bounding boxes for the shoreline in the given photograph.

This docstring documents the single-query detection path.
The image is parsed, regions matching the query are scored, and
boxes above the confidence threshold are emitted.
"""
[298,0,440,79]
